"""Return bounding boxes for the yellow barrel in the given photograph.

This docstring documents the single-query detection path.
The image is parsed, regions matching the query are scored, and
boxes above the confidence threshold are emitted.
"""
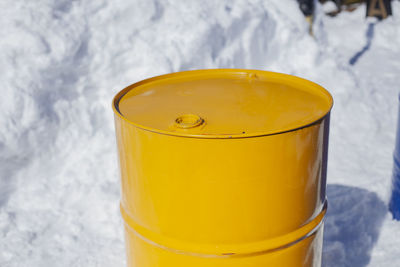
[113,69,333,267]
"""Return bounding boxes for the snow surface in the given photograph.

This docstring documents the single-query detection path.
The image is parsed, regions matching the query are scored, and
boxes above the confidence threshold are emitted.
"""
[1,0,400,266]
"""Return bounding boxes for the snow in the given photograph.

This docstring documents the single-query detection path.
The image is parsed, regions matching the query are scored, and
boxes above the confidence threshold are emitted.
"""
[1,0,399,266]
[321,1,338,14]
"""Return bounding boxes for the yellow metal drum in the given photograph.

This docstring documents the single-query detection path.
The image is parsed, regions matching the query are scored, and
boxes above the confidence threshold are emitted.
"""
[113,69,333,267]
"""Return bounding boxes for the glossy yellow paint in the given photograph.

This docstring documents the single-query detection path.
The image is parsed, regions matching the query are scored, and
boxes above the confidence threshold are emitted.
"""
[113,69,333,267]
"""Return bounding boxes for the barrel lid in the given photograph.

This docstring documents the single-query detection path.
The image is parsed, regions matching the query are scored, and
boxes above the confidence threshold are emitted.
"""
[113,69,333,139]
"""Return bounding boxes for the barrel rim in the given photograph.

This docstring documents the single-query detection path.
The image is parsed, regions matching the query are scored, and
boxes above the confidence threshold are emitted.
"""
[112,69,333,139]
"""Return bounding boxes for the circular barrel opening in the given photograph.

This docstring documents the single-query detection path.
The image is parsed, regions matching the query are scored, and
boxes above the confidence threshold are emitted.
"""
[175,114,204,129]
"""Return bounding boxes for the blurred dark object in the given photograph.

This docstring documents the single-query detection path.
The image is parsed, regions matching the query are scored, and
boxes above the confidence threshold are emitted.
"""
[297,0,315,35]
[317,0,392,18]
[319,0,364,16]
[366,0,392,19]
[298,0,315,16]
[389,95,400,220]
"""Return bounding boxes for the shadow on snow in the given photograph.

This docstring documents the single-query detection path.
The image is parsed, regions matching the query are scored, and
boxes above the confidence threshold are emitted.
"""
[349,22,375,65]
[322,184,387,267]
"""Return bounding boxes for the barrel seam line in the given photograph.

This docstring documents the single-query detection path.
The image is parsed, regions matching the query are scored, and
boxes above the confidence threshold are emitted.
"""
[120,201,327,258]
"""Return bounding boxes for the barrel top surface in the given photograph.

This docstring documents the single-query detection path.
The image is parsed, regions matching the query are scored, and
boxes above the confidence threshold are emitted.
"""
[114,69,333,138]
